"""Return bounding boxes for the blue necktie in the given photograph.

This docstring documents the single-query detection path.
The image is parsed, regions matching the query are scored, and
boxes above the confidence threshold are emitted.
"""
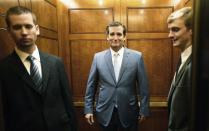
[27,55,42,91]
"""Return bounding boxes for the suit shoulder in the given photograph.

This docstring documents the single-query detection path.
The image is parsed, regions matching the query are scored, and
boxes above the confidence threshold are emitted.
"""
[127,48,142,56]
[94,49,109,57]
[95,49,109,55]
[0,54,14,68]
[41,52,61,61]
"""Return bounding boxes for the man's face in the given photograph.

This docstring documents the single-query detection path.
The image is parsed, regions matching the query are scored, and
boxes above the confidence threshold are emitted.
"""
[168,18,192,50]
[107,26,126,51]
[8,13,40,50]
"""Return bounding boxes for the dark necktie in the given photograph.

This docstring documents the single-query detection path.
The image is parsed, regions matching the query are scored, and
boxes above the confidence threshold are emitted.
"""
[175,56,182,79]
[27,55,42,91]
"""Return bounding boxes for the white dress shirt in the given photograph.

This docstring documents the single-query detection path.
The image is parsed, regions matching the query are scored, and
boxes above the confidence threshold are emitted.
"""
[174,45,192,79]
[110,47,124,81]
[179,45,192,71]
[15,46,42,78]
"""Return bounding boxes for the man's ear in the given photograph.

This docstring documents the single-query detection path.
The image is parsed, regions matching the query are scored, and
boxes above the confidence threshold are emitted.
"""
[189,29,192,35]
[123,35,127,42]
[35,25,40,35]
[107,37,109,41]
[7,27,11,32]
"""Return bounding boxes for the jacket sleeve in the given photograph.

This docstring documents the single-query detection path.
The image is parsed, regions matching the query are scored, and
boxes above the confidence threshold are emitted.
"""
[84,54,98,114]
[137,54,150,117]
[0,77,5,131]
[57,58,77,131]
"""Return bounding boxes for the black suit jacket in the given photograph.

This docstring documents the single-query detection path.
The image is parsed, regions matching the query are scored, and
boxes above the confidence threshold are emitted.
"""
[0,51,77,131]
[168,55,192,131]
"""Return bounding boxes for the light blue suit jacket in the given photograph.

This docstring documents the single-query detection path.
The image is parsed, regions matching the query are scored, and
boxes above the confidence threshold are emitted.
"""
[84,48,150,127]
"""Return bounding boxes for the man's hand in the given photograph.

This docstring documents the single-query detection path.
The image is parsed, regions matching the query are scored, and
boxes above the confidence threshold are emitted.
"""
[85,113,94,125]
[138,115,146,123]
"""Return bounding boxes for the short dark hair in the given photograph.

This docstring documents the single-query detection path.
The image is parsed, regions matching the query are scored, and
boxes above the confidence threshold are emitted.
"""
[167,7,193,29]
[106,21,127,36]
[5,6,37,27]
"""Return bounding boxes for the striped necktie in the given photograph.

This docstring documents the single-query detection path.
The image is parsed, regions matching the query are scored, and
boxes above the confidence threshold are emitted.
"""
[27,55,42,92]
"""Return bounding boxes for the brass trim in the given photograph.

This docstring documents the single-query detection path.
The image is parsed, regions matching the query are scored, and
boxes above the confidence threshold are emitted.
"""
[73,101,167,107]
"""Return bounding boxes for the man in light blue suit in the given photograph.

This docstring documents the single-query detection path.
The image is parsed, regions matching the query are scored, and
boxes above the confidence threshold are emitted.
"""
[84,21,150,131]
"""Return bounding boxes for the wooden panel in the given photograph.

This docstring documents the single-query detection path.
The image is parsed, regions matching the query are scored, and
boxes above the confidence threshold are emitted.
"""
[185,0,193,7]
[36,37,59,56]
[0,0,19,28]
[68,33,169,40]
[69,8,113,34]
[0,0,19,13]
[57,1,71,77]
[32,0,58,32]
[18,0,32,8]
[46,0,57,6]
[69,34,106,40]
[127,7,173,33]
[75,106,168,131]
[123,0,173,6]
[174,0,193,10]
[139,107,168,131]
[128,39,173,97]
[0,30,15,60]
[63,0,121,22]
[39,27,58,40]
[128,33,169,39]
[0,15,6,28]
[61,0,119,8]
[121,0,173,25]
[70,40,109,101]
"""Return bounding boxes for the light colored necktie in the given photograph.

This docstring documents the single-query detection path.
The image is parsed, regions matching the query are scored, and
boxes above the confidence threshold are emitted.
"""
[113,53,120,82]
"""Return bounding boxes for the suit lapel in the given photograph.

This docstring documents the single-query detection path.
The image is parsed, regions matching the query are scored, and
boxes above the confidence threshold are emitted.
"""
[167,78,175,104]
[8,51,40,93]
[168,55,192,102]
[39,52,50,93]
[104,50,117,83]
[117,48,129,83]
[174,55,192,85]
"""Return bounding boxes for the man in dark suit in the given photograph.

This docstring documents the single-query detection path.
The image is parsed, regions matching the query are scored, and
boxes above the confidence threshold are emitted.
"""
[84,21,150,131]
[167,7,193,131]
[0,6,77,131]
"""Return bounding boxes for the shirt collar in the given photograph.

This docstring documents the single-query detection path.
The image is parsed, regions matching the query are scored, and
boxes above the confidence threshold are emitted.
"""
[181,45,192,64]
[110,47,124,57]
[15,46,40,62]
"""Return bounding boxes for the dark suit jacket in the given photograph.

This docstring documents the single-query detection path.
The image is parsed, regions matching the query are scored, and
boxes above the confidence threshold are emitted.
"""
[0,51,77,131]
[168,55,192,131]
[84,48,150,127]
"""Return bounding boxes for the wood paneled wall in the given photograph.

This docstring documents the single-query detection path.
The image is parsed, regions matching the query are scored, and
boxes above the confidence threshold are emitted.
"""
[67,0,176,102]
[66,0,176,131]
[32,0,59,56]
[174,0,193,9]
[0,0,193,131]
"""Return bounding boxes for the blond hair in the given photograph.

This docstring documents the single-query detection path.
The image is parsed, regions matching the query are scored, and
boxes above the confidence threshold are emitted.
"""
[167,7,193,29]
